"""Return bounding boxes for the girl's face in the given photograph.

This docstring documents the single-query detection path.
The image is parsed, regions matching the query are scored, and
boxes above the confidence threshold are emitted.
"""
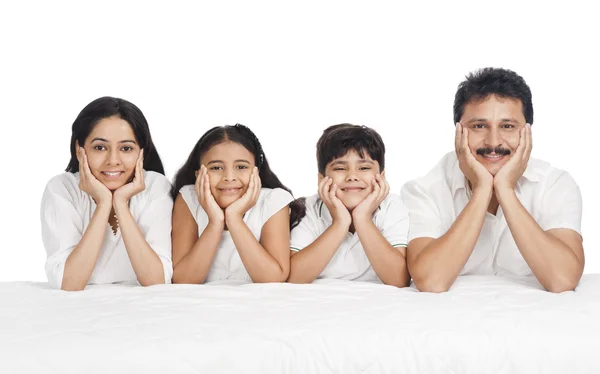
[79,116,140,191]
[199,141,255,208]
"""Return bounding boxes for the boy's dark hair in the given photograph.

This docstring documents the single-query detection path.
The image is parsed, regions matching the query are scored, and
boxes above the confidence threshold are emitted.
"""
[171,124,306,229]
[453,67,534,125]
[316,123,385,174]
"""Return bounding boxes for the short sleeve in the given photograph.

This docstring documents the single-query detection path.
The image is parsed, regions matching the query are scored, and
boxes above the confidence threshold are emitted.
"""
[290,197,321,252]
[538,172,582,235]
[400,180,445,242]
[137,174,175,284]
[261,188,294,224]
[379,194,409,248]
[179,185,199,217]
[40,178,83,289]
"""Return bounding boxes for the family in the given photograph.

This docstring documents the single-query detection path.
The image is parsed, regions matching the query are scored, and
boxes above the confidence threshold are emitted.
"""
[41,67,584,292]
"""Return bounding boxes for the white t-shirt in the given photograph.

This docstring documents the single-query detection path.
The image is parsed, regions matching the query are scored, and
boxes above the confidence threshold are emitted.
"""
[401,151,583,276]
[290,193,409,282]
[41,171,174,289]
[179,186,294,282]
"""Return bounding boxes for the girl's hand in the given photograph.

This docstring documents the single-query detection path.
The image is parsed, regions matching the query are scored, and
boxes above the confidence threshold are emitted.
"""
[196,165,225,228]
[225,167,261,221]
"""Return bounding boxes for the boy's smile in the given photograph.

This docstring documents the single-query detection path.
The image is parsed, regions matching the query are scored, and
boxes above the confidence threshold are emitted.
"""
[320,149,381,210]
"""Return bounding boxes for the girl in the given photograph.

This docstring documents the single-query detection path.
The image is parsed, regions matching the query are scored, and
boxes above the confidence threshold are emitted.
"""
[41,97,173,291]
[171,124,304,284]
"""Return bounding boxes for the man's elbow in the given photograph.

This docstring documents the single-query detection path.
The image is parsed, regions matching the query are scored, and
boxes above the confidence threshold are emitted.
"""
[544,274,580,293]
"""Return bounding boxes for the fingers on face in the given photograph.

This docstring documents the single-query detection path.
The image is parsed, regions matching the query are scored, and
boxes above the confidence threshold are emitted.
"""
[455,123,462,151]
[515,126,527,158]
[461,126,470,154]
[372,176,380,195]
[318,176,329,195]
[82,150,92,176]
[204,174,211,197]
[376,173,389,199]
[320,177,332,202]
[330,183,338,202]
[197,168,204,194]
[136,150,144,177]
[254,167,261,194]
[525,123,532,158]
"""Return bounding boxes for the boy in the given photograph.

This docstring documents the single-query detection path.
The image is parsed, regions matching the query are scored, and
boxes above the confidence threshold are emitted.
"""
[288,124,410,287]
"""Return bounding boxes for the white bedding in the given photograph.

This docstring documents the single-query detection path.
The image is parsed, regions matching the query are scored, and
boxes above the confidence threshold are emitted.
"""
[1,275,599,374]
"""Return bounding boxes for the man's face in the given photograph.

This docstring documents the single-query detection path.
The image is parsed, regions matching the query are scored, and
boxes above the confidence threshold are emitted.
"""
[459,94,527,175]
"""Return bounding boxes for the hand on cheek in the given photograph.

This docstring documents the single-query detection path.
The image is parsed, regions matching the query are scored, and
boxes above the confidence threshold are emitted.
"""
[493,124,532,192]
[352,174,389,221]
[113,150,146,206]
[225,167,261,221]
[77,147,112,206]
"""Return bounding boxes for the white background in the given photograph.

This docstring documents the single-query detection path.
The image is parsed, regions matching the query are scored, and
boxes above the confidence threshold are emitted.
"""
[0,1,598,281]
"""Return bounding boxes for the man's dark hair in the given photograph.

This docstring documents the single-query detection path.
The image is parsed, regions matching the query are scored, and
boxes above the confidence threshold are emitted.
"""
[453,67,533,125]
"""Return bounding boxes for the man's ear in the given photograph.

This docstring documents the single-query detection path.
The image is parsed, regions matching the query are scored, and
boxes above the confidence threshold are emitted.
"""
[381,170,386,178]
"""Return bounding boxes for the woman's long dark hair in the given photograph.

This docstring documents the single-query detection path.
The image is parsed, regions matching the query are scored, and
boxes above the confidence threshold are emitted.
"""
[171,124,306,229]
[65,96,165,175]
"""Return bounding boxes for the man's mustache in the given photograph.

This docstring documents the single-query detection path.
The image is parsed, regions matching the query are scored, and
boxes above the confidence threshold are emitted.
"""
[476,147,511,156]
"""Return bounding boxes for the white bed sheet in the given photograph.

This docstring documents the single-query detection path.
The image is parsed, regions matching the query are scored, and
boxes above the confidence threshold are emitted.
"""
[1,275,599,374]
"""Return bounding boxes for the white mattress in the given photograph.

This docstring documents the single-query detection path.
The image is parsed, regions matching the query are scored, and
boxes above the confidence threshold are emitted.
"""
[1,275,599,374]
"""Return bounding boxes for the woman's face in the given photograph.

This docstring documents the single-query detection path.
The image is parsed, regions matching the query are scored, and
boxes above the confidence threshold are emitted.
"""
[79,116,140,191]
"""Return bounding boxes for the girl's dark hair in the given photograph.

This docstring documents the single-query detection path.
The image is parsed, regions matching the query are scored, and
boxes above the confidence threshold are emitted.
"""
[171,124,306,229]
[65,96,165,175]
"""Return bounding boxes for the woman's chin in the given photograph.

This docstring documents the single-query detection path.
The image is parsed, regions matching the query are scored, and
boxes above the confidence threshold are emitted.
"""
[104,181,126,191]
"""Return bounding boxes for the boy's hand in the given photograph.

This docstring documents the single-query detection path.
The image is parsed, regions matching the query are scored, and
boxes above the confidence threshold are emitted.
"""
[352,174,389,222]
[319,176,351,230]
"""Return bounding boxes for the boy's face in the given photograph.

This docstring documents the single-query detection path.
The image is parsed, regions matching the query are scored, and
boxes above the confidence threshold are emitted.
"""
[319,149,382,210]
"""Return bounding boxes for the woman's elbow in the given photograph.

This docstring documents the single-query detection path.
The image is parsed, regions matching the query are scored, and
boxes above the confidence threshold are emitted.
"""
[60,281,86,292]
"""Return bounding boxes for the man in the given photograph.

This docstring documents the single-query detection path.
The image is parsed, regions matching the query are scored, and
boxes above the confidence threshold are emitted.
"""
[401,67,583,293]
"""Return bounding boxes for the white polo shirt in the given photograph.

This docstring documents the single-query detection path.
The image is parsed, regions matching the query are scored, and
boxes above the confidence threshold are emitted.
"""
[41,171,174,289]
[180,186,293,283]
[401,151,583,276]
[290,193,409,282]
